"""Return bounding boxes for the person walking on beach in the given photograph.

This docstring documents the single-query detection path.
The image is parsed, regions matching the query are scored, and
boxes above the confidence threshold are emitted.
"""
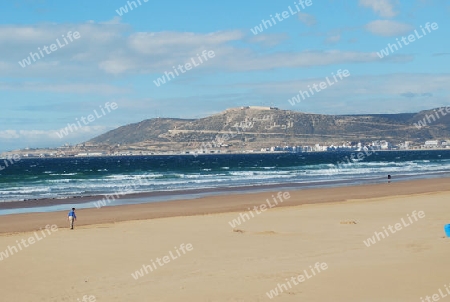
[68,208,77,229]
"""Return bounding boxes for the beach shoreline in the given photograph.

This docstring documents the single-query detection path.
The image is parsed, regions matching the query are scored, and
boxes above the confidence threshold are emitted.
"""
[1,170,449,212]
[2,150,450,210]
[1,177,449,234]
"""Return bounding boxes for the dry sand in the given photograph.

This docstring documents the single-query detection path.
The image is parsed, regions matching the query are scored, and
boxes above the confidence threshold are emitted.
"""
[1,178,450,301]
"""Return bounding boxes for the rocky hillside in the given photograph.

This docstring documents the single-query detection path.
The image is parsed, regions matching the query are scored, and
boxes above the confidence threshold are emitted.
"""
[86,107,450,152]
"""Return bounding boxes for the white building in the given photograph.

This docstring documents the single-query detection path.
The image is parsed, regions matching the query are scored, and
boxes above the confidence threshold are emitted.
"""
[424,140,439,148]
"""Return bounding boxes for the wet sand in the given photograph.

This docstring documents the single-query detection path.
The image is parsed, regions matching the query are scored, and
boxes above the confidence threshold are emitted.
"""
[0,177,448,234]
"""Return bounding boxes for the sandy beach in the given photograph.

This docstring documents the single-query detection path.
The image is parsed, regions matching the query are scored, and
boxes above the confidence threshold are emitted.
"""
[1,178,450,301]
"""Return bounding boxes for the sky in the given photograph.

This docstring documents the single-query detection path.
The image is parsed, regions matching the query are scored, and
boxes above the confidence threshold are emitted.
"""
[0,0,449,152]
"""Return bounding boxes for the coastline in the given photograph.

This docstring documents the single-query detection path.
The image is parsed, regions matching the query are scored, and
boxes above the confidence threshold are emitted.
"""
[0,176,394,211]
[3,148,450,159]
[1,167,449,214]
[2,150,450,211]
[1,177,449,234]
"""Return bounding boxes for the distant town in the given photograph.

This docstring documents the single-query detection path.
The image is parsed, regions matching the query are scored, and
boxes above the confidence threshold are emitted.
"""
[1,139,449,159]
[260,139,450,153]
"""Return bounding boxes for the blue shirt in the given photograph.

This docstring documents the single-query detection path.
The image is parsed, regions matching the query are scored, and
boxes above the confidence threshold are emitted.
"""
[68,211,76,218]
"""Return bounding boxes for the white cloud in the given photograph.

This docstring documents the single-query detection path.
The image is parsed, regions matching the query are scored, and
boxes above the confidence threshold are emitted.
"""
[298,13,317,26]
[325,34,341,44]
[359,0,398,17]
[98,59,137,75]
[0,127,112,140]
[365,20,412,36]
[0,20,407,81]
[0,82,130,94]
[243,50,408,70]
[128,31,244,55]
[246,33,289,47]
[0,130,21,139]
[238,73,450,114]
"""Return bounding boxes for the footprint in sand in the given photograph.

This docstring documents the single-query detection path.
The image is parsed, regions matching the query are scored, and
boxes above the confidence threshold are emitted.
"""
[232,229,278,235]
[255,231,277,235]
[340,220,358,225]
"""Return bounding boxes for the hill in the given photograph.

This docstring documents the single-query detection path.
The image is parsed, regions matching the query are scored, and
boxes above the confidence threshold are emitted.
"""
[85,107,450,153]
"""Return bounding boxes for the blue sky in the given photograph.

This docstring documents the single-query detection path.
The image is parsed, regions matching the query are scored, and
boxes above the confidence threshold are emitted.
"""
[0,0,449,152]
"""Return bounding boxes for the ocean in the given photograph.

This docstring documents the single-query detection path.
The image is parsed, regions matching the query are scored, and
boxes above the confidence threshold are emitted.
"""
[1,150,449,213]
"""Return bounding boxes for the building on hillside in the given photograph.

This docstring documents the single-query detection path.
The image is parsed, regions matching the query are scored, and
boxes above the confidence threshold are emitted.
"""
[424,140,439,148]
[244,106,279,110]
[398,141,412,150]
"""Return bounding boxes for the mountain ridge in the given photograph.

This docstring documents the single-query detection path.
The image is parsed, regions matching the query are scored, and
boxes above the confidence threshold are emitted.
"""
[85,107,450,152]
